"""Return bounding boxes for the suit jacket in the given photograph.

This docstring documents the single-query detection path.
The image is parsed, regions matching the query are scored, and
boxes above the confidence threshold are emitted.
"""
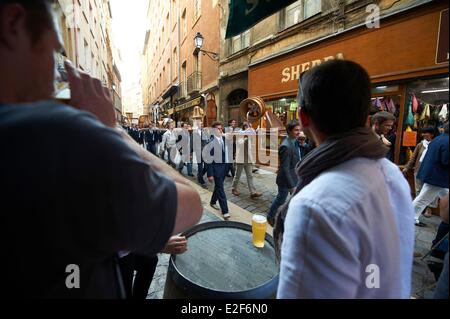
[206,136,228,179]
[144,129,158,145]
[417,133,449,188]
[404,141,426,173]
[276,138,301,189]
[192,128,209,161]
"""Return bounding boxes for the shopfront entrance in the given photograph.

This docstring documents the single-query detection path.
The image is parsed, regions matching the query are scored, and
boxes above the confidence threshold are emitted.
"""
[248,2,449,165]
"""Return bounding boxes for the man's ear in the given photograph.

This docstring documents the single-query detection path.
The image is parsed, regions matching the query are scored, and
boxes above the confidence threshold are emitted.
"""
[0,3,28,50]
[299,107,310,128]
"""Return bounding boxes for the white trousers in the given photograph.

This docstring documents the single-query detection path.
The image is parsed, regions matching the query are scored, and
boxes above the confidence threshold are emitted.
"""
[413,183,449,222]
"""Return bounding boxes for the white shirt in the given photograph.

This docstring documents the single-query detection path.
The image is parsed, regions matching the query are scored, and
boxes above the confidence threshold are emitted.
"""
[162,130,177,148]
[277,158,415,299]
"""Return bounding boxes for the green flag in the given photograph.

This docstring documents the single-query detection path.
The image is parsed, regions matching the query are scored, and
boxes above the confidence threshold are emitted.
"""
[226,0,298,39]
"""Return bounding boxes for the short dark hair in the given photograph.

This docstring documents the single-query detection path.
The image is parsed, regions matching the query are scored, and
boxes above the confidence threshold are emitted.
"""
[298,60,371,135]
[371,111,396,126]
[0,0,53,43]
[211,121,223,129]
[421,126,435,135]
[228,119,236,125]
[286,120,300,133]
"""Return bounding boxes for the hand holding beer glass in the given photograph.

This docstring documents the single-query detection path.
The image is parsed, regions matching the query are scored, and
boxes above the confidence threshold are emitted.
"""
[252,214,267,248]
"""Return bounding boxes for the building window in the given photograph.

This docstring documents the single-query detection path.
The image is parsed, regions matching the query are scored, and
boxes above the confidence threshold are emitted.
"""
[83,39,89,69]
[285,0,321,29]
[168,59,171,84]
[230,30,250,55]
[181,62,187,97]
[304,0,321,19]
[194,52,201,74]
[171,0,177,28]
[181,9,187,39]
[193,0,201,23]
[173,47,178,80]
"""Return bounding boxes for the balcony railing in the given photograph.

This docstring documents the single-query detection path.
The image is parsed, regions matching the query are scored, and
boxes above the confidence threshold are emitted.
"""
[176,82,188,100]
[187,72,202,94]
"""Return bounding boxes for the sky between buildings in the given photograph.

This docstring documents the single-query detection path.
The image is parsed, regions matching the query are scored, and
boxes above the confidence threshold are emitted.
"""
[110,0,148,93]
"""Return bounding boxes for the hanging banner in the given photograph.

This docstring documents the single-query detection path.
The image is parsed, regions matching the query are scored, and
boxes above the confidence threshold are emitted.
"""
[226,0,298,38]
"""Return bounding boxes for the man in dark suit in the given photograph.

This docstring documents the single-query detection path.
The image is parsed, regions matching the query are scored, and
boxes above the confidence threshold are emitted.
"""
[206,121,231,219]
[143,123,158,155]
[193,121,208,188]
[267,120,302,226]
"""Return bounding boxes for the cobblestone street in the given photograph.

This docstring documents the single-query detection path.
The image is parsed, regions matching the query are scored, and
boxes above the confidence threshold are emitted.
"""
[144,166,445,299]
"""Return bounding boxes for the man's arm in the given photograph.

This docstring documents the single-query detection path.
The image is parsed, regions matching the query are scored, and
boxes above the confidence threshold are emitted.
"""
[66,61,200,234]
[403,144,420,173]
[279,145,295,189]
[440,142,449,167]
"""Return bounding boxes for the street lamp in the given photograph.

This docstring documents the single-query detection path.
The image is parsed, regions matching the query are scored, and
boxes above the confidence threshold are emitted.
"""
[194,32,219,61]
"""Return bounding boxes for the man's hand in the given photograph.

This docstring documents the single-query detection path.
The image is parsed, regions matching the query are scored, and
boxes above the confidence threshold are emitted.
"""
[65,61,116,128]
[208,176,214,183]
[161,236,188,255]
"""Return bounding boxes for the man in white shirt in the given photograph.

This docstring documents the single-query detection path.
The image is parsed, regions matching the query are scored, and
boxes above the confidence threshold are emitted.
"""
[275,60,415,299]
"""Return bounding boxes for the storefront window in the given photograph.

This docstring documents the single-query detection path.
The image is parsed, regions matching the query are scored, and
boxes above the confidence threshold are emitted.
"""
[266,96,298,127]
[400,77,449,164]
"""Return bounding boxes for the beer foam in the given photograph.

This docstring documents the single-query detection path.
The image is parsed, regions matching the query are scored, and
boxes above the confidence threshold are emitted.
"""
[252,214,267,223]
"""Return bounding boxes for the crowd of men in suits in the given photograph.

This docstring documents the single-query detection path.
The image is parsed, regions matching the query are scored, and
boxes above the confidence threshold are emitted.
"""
[121,119,313,223]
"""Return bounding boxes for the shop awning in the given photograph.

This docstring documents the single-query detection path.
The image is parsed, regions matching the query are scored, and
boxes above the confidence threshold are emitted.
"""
[162,85,179,99]
[225,0,297,38]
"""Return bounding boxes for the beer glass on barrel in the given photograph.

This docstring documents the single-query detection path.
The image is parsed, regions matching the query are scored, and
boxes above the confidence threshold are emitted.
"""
[252,214,267,248]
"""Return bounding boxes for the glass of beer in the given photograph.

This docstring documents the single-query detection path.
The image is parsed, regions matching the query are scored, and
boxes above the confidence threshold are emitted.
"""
[252,214,267,248]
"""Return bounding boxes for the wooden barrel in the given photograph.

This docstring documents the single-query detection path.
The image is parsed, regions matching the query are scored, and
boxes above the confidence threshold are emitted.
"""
[163,221,279,299]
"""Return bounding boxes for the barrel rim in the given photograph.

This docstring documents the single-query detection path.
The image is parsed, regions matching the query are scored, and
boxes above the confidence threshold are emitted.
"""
[169,221,279,297]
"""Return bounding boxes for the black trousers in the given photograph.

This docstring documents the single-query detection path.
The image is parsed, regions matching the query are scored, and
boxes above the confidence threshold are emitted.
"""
[211,176,229,215]
[118,254,159,299]
[146,143,157,156]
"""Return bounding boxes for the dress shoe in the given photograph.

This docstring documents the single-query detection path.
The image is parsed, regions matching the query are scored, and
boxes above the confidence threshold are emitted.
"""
[232,189,240,196]
[250,192,262,198]
[210,203,220,210]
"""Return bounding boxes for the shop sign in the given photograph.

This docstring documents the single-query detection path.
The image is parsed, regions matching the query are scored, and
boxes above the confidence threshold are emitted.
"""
[403,131,418,147]
[176,97,202,112]
[436,9,449,64]
[281,53,345,83]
